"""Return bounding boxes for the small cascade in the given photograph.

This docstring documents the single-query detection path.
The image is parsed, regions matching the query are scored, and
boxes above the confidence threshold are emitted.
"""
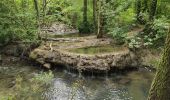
[66,65,71,74]
[78,69,82,78]
[91,71,95,79]
[105,70,109,81]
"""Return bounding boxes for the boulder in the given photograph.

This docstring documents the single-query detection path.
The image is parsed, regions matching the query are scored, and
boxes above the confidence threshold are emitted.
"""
[43,63,51,69]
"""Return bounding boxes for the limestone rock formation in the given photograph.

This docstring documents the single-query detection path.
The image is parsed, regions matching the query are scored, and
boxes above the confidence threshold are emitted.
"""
[30,36,140,72]
[41,22,79,34]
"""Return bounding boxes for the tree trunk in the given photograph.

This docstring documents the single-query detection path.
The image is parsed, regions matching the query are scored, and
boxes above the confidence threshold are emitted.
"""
[143,0,148,12]
[136,0,142,23]
[149,0,157,20]
[148,27,170,100]
[33,0,39,20]
[93,0,97,34]
[83,0,88,23]
[42,0,47,18]
[33,0,41,38]
[97,0,105,38]
[96,0,101,38]
[42,0,47,26]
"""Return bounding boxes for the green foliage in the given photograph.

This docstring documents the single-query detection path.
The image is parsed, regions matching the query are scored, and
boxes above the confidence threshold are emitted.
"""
[152,17,169,38]
[45,0,94,29]
[78,21,93,33]
[108,27,127,44]
[0,0,38,46]
[126,35,142,48]
[101,0,135,43]
[157,0,170,18]
[127,17,169,48]
[47,0,73,24]
[119,8,136,25]
[143,17,169,46]
[0,0,169,47]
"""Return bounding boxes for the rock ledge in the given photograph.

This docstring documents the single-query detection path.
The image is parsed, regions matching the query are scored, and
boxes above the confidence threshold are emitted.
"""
[30,36,139,72]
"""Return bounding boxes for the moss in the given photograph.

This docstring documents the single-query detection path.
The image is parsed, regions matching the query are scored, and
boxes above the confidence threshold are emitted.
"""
[148,59,159,69]
[148,28,170,100]
[29,52,37,59]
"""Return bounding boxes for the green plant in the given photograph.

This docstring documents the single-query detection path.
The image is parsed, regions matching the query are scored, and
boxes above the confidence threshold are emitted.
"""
[142,16,169,47]
[0,0,38,46]
[99,0,135,43]
[78,21,93,33]
[108,27,127,44]
[152,17,169,39]
[127,17,169,48]
[126,36,142,48]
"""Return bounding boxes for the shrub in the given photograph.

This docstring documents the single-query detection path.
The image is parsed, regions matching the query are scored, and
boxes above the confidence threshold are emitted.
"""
[127,17,169,48]
[78,21,93,34]
[0,0,38,46]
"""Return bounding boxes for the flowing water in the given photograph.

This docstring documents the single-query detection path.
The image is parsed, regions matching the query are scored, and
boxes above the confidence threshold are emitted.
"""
[0,57,154,100]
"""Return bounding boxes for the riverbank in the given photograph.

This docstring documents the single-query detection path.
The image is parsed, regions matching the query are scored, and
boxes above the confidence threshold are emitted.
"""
[0,54,155,100]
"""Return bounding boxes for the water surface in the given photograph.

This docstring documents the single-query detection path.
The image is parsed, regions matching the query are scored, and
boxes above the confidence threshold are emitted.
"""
[68,45,126,54]
[0,59,154,100]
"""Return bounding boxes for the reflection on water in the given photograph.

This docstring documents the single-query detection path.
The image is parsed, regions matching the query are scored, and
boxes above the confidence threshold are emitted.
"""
[0,61,154,100]
[44,67,154,100]
[68,45,126,54]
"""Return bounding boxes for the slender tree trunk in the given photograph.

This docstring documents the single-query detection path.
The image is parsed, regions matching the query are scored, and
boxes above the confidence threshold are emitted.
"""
[97,0,105,38]
[33,0,41,38]
[42,0,47,26]
[149,0,157,20]
[136,0,142,23]
[42,0,47,18]
[93,0,97,34]
[148,27,170,100]
[97,0,101,38]
[97,15,104,38]
[83,0,88,23]
[33,0,39,20]
[143,0,148,12]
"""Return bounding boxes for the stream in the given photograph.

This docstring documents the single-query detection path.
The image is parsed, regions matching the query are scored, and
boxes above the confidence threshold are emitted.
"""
[0,57,154,100]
